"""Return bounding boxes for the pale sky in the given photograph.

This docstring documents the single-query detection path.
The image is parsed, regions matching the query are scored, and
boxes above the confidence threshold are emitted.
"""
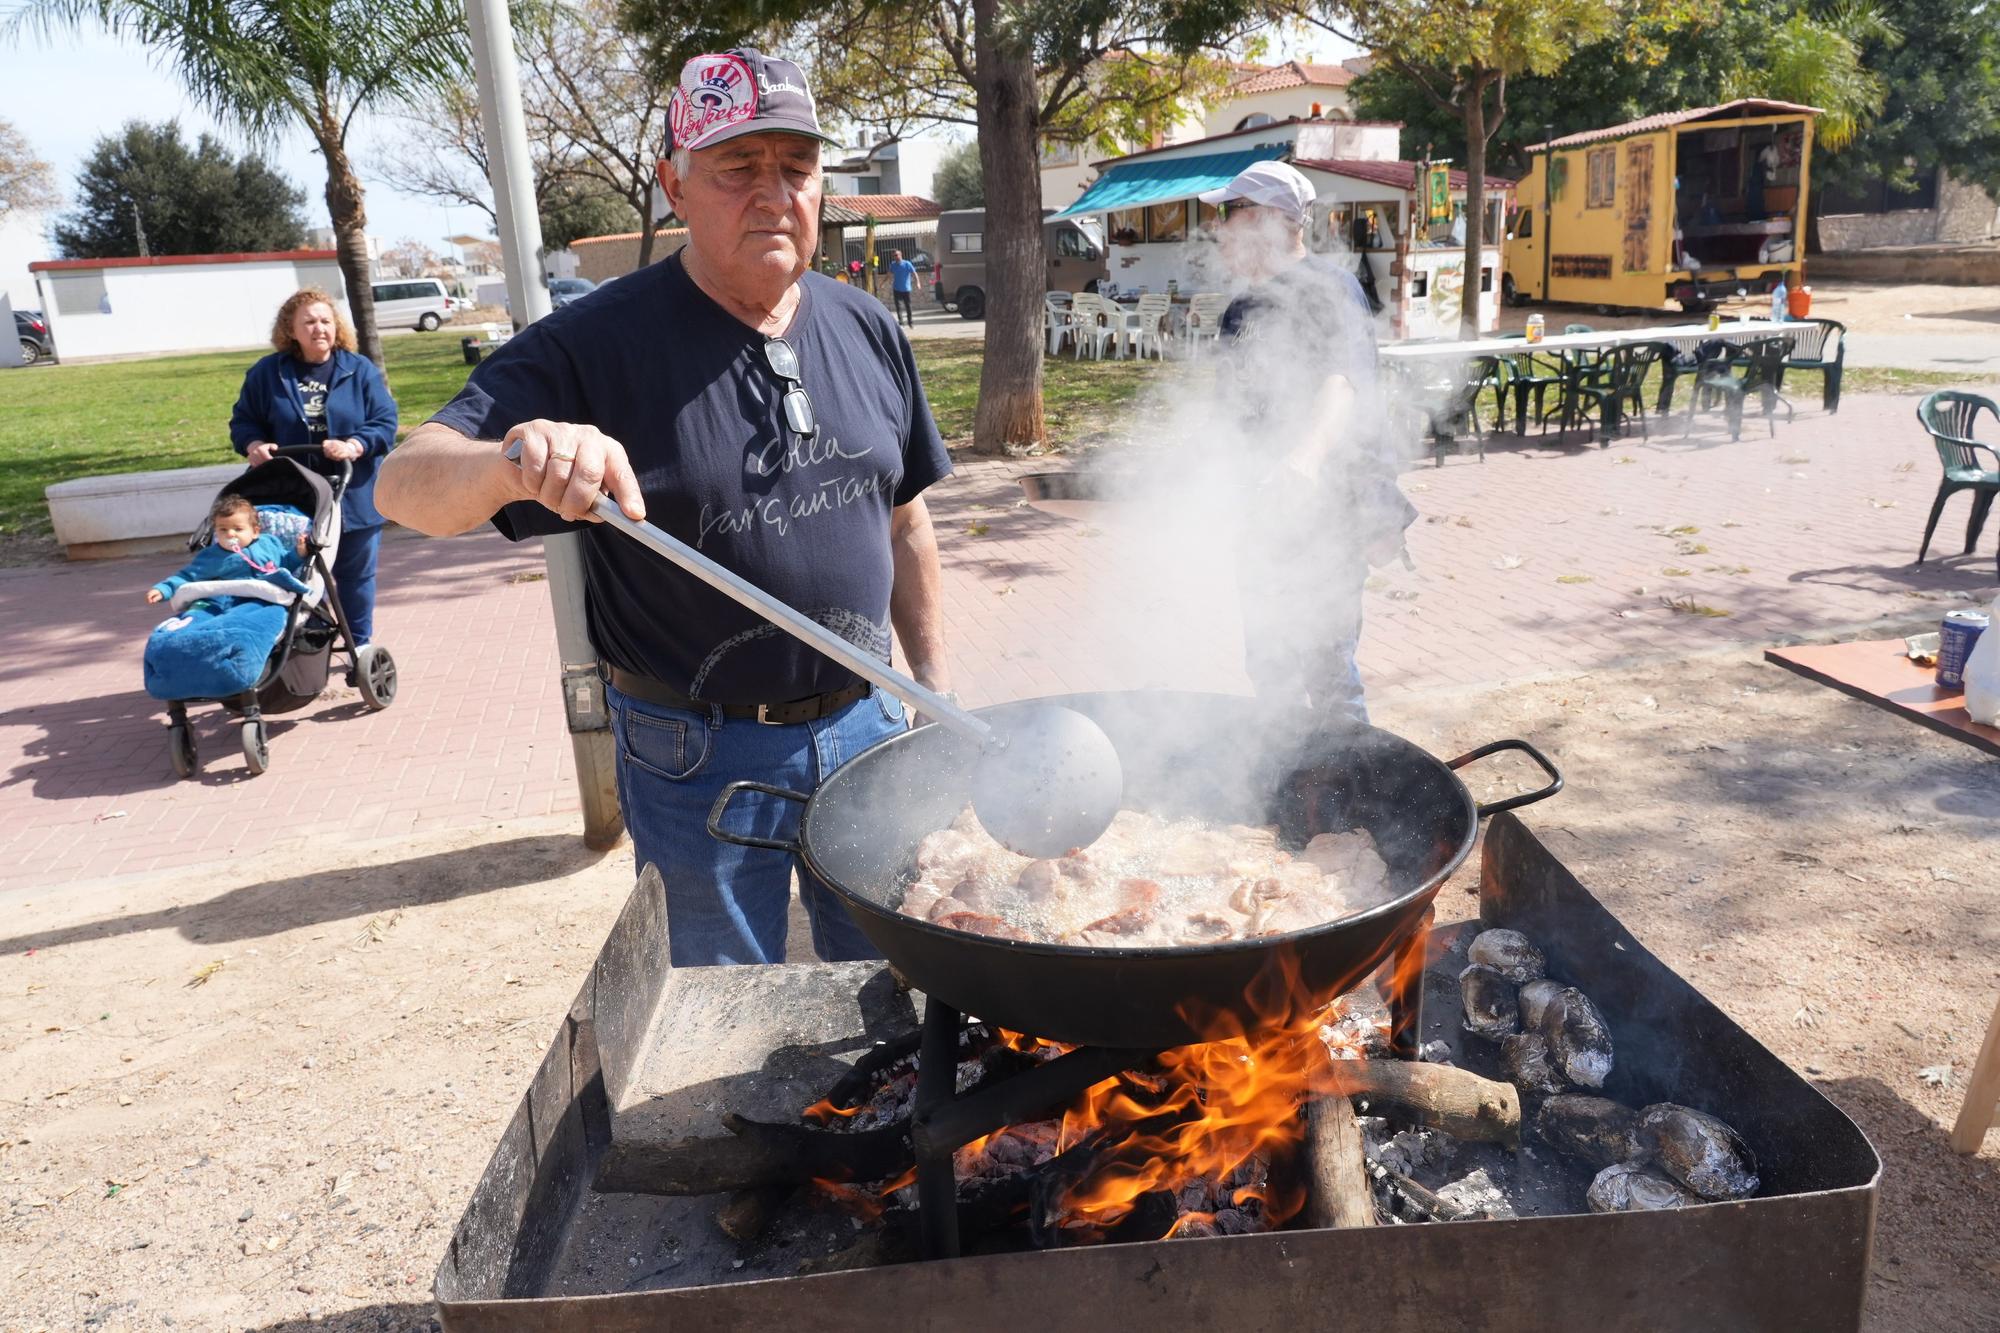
[1,21,1351,307]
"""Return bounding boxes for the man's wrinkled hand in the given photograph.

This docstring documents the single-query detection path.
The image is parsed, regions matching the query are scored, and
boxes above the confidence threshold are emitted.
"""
[245,442,279,466]
[502,421,646,524]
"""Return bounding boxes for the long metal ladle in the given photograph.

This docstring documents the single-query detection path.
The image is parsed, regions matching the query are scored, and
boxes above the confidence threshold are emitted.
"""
[505,444,1124,858]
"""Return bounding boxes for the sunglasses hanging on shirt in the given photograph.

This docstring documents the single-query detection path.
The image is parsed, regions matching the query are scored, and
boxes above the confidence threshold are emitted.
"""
[762,336,817,439]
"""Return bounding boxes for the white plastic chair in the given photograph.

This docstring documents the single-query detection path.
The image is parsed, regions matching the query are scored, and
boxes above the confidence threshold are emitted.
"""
[1067,292,1117,360]
[1044,293,1076,356]
[1129,293,1173,360]
[1182,293,1228,358]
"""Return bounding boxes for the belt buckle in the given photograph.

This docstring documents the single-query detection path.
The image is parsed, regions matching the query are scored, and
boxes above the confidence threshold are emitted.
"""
[755,703,776,725]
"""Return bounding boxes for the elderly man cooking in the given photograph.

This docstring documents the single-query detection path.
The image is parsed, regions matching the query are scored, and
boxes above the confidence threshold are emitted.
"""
[1200,159,1413,722]
[375,49,954,967]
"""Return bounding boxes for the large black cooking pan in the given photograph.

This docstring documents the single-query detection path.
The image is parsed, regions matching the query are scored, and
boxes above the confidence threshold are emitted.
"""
[709,691,1560,1049]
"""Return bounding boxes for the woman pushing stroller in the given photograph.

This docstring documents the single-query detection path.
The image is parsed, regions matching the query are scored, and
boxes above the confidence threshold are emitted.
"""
[230,288,397,644]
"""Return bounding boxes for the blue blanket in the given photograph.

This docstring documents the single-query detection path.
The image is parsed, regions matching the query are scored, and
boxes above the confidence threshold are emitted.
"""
[144,599,291,701]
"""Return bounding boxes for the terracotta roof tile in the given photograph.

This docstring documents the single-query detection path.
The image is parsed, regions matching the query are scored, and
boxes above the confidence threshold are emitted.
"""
[1527,99,1821,151]
[1228,60,1356,95]
[819,194,941,225]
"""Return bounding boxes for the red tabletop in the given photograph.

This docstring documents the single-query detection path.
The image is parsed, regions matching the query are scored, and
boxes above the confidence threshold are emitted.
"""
[1765,639,2000,758]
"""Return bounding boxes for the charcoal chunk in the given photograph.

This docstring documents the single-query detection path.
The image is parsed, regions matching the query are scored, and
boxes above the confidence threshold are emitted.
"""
[1467,928,1546,984]
[1537,987,1613,1088]
[1458,964,1520,1040]
[1501,1032,1566,1096]
[1586,1162,1700,1213]
[1534,1095,1640,1169]
[1517,978,1565,1030]
[1637,1104,1760,1200]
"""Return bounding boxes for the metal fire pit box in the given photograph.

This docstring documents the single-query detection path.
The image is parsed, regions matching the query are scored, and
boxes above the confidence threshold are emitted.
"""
[434,814,1881,1332]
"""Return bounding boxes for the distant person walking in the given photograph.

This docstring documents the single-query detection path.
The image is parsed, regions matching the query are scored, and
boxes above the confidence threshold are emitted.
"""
[889,250,917,328]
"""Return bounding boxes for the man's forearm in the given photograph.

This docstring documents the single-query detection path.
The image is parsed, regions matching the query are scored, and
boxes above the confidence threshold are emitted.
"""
[889,498,951,692]
[376,421,518,536]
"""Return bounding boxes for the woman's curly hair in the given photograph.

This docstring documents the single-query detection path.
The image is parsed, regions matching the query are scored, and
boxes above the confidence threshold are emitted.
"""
[270,288,358,356]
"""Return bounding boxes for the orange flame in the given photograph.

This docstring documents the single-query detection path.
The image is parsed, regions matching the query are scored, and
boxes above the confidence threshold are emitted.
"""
[802,1097,863,1125]
[811,1164,918,1222]
[1050,949,1383,1237]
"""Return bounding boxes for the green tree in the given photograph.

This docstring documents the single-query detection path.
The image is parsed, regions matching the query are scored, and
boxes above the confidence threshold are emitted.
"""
[1725,2,1896,152]
[14,0,469,366]
[1310,0,1703,336]
[52,121,307,259]
[931,138,983,209]
[1813,0,2000,205]
[540,178,642,250]
[0,118,60,220]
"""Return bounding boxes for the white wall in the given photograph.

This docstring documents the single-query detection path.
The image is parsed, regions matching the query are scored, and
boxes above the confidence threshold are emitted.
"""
[36,256,348,360]
[1202,86,1352,138]
[0,211,55,312]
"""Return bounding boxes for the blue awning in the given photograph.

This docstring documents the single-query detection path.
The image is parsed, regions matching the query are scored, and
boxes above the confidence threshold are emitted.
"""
[1050,145,1291,219]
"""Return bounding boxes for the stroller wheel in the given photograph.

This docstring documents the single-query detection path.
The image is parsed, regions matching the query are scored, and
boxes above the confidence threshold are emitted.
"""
[169,723,197,779]
[241,721,270,776]
[356,644,398,711]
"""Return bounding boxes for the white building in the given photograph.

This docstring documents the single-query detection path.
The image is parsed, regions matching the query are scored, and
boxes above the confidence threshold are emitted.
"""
[1040,59,1367,211]
[825,139,949,203]
[1053,117,1514,337]
[30,249,347,361]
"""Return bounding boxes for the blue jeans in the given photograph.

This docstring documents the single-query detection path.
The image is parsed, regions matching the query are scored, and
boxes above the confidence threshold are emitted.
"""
[606,681,908,966]
[333,523,382,645]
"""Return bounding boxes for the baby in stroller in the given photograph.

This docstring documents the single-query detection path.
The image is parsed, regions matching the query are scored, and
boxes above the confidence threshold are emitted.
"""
[147,452,397,777]
[145,494,309,610]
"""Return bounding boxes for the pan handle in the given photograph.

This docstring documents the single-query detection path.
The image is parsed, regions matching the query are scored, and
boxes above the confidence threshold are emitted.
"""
[706,781,810,852]
[1447,739,1564,818]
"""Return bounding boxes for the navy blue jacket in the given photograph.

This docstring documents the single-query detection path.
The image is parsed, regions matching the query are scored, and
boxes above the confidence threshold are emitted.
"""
[229,347,397,530]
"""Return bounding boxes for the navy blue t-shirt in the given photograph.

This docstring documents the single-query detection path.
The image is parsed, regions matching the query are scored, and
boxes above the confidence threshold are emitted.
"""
[428,254,952,704]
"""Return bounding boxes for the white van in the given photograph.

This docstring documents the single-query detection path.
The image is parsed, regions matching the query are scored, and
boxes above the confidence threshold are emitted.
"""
[369,278,452,332]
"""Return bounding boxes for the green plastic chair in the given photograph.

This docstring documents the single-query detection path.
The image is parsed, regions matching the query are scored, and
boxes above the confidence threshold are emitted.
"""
[1563,323,1595,335]
[1916,391,2000,576]
[1778,318,1847,413]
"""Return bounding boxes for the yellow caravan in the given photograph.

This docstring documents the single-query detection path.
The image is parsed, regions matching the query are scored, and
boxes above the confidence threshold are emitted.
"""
[1504,98,1818,312]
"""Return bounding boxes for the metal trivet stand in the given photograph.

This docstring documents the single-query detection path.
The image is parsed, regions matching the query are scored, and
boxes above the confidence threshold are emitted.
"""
[906,925,1429,1259]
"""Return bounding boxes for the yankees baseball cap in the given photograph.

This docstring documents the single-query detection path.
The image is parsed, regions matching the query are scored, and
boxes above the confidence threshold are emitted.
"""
[667,49,841,154]
[1198,160,1316,224]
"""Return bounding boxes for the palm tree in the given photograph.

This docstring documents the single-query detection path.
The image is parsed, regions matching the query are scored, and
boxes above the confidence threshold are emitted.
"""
[1728,2,1900,152]
[14,0,469,365]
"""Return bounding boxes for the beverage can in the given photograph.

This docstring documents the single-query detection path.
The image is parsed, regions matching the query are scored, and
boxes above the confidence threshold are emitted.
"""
[1707,310,1721,331]
[1526,313,1545,344]
[1938,609,1990,689]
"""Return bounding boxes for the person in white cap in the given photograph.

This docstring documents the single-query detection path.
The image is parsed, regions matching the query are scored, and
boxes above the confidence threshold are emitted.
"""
[378,49,955,968]
[1198,159,1413,720]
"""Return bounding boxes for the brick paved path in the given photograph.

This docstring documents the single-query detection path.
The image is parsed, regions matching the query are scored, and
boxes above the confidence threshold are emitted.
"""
[2,389,1992,891]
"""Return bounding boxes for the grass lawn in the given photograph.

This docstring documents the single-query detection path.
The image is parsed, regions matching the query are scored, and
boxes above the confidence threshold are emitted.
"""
[0,334,475,558]
[914,338,1169,445]
[0,332,1165,561]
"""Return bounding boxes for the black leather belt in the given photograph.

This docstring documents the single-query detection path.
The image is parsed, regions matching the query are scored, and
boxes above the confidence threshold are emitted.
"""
[605,665,869,725]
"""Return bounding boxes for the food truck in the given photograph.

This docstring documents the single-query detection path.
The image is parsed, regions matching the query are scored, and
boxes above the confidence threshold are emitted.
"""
[1503,98,1819,312]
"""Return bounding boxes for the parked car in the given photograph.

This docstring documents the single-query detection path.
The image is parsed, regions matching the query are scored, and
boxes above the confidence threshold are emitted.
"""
[549,276,597,308]
[369,277,453,331]
[933,209,1105,320]
[14,308,53,365]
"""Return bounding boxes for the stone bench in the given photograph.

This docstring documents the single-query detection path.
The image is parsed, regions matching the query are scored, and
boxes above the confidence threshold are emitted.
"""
[45,462,247,561]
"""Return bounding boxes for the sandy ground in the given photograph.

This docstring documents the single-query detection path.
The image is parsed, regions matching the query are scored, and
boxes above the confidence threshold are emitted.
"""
[1513,275,2000,340]
[4,647,1999,1331]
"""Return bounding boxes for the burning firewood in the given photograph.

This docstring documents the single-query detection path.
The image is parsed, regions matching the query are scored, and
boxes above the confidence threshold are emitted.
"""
[1308,1059,1522,1149]
[1304,1095,1376,1229]
[594,1114,914,1197]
